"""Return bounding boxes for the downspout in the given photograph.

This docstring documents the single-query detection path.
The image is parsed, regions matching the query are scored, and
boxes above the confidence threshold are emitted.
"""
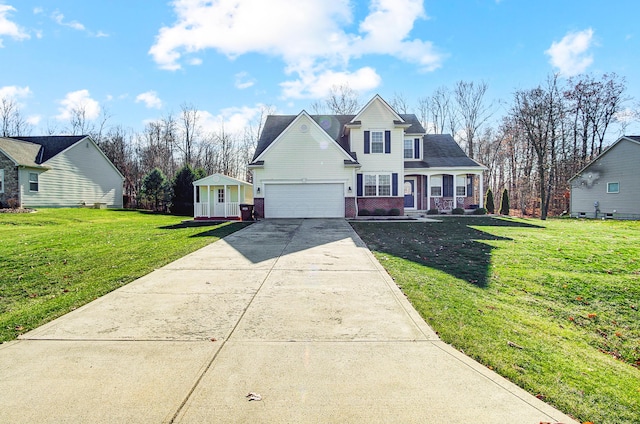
[352,167,358,218]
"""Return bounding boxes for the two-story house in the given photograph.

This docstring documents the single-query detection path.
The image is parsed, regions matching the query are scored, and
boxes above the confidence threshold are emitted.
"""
[248,95,486,218]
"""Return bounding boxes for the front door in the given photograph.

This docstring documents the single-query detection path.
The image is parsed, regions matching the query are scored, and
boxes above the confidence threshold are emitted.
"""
[404,179,415,208]
[213,187,225,217]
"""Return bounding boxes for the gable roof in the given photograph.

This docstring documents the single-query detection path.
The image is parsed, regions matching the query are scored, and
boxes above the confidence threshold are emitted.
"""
[193,173,251,186]
[251,112,425,163]
[11,135,86,164]
[351,94,403,124]
[0,137,46,168]
[568,135,640,182]
[404,134,486,169]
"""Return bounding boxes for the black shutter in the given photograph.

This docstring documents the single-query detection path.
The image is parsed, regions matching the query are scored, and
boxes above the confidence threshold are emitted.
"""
[467,174,474,196]
[392,173,398,196]
[414,138,420,159]
[384,130,391,154]
[443,175,454,197]
[364,131,370,154]
[357,174,363,196]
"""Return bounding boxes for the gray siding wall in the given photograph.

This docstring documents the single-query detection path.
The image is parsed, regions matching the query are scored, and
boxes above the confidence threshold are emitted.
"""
[570,139,640,218]
[21,139,124,208]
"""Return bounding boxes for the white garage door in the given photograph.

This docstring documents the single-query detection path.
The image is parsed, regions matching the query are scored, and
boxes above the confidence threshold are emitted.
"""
[265,183,344,218]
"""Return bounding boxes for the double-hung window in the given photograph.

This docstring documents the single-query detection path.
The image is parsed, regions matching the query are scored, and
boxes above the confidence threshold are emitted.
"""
[371,131,384,153]
[29,172,39,192]
[430,175,442,197]
[404,139,414,159]
[364,174,391,196]
[456,176,466,196]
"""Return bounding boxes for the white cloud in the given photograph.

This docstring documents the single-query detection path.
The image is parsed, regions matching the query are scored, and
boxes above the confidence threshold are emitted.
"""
[545,28,594,77]
[52,10,85,31]
[149,0,444,98]
[235,72,256,90]
[135,91,163,109]
[199,105,265,135]
[0,5,30,46]
[0,85,32,100]
[281,66,381,99]
[26,115,41,126]
[56,89,101,121]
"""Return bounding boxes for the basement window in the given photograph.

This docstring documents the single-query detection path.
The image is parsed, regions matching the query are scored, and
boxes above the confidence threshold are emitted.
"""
[607,182,619,194]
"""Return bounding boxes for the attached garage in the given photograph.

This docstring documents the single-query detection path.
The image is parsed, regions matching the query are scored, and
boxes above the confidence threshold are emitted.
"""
[264,183,345,218]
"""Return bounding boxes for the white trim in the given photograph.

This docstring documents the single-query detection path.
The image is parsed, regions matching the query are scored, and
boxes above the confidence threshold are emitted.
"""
[362,172,392,197]
[351,94,404,124]
[404,176,417,210]
[607,182,620,193]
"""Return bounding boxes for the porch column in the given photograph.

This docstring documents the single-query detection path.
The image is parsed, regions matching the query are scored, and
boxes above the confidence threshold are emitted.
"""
[479,173,484,209]
[224,184,228,218]
[426,174,431,211]
[207,185,211,217]
[455,173,461,208]
[193,185,197,218]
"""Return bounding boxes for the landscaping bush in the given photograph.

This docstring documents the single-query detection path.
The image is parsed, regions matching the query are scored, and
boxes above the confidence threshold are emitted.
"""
[472,207,487,215]
[452,207,465,215]
[358,209,371,216]
[426,208,439,215]
[373,208,387,216]
[485,188,495,214]
[500,188,510,216]
[7,197,19,209]
[389,208,401,216]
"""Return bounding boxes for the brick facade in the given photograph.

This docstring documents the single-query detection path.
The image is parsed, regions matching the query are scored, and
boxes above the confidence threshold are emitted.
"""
[344,197,357,218]
[253,197,264,219]
[357,197,404,215]
[0,153,19,207]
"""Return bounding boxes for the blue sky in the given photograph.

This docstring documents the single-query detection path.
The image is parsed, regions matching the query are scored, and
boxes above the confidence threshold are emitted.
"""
[1,0,639,137]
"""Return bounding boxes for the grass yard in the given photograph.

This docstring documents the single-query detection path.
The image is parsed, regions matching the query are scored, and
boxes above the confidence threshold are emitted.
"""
[351,217,639,424]
[0,208,250,343]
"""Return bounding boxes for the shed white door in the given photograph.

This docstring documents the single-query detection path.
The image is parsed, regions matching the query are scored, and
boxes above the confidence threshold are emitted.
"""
[264,183,344,218]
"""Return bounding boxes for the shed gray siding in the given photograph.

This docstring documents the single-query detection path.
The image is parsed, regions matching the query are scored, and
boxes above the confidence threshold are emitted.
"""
[570,138,640,218]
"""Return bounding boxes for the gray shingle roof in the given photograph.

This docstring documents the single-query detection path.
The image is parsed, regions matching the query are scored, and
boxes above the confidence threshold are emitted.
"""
[626,135,640,142]
[251,113,424,163]
[404,134,485,169]
[12,136,86,163]
[0,137,44,167]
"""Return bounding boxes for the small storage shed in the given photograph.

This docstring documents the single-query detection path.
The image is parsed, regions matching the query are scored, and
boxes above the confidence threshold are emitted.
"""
[193,173,253,219]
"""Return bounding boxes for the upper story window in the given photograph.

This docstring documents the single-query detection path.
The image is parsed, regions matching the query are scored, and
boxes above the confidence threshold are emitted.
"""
[404,139,414,159]
[607,182,619,193]
[371,131,384,153]
[29,172,39,192]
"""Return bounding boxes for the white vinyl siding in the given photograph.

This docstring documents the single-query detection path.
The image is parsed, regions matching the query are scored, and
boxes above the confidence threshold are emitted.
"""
[265,183,344,218]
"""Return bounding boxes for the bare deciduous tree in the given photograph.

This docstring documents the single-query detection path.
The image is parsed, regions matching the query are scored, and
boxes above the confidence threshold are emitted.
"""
[454,80,493,159]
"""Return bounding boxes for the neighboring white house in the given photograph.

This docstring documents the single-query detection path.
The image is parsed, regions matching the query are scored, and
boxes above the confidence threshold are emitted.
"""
[0,135,124,208]
[248,94,486,218]
[193,173,253,219]
[569,135,640,219]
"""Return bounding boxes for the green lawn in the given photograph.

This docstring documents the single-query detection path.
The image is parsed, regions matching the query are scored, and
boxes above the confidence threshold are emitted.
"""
[0,208,250,342]
[351,217,639,424]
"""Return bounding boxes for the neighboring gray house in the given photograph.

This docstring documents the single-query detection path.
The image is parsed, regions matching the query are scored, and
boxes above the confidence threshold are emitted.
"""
[0,135,124,209]
[569,135,640,219]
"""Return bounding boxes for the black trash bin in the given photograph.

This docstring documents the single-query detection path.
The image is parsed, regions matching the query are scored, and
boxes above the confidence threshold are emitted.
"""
[239,204,254,221]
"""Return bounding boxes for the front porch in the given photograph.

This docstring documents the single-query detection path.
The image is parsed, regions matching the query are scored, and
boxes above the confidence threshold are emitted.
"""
[403,172,485,214]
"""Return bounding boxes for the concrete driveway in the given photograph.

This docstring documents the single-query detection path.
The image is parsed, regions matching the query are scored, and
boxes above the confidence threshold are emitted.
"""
[0,219,577,423]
